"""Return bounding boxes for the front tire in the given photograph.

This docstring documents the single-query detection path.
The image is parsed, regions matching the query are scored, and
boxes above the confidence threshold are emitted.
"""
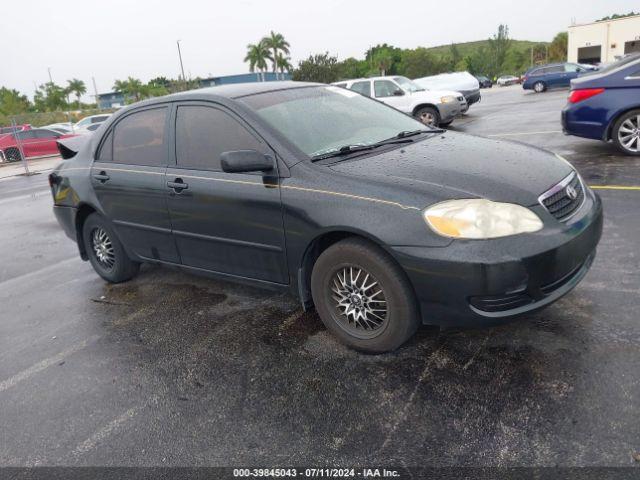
[414,106,440,127]
[612,109,640,156]
[82,213,140,283]
[310,238,420,353]
[533,81,546,93]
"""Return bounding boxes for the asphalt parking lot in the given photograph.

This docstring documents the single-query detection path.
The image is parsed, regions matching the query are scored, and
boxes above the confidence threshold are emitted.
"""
[1,85,639,468]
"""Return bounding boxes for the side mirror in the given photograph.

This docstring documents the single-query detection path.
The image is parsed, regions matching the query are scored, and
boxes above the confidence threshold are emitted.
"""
[221,150,274,174]
[393,89,405,96]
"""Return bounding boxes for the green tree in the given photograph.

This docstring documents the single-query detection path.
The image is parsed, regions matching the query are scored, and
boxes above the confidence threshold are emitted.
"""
[113,77,144,103]
[262,31,290,79]
[34,82,67,111]
[0,88,31,115]
[397,48,440,78]
[291,52,340,83]
[487,24,512,78]
[274,52,292,76]
[365,44,402,75]
[66,78,86,109]
[548,32,568,62]
[597,12,637,21]
[244,41,271,81]
[336,57,367,80]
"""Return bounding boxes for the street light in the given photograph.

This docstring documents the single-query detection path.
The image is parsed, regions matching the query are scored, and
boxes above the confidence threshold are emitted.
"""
[176,40,186,85]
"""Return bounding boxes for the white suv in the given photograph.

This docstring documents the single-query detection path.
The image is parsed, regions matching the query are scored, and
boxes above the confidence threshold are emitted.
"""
[333,76,463,127]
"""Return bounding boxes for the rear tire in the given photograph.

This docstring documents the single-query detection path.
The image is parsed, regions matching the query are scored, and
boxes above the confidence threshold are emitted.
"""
[612,109,640,156]
[82,213,140,283]
[414,106,440,127]
[5,147,22,163]
[533,81,546,93]
[310,238,420,353]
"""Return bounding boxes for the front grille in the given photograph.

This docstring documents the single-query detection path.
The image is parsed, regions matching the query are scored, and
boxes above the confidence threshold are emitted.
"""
[539,172,584,221]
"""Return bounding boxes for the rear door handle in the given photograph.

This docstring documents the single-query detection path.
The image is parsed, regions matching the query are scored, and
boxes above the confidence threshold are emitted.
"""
[167,178,189,192]
[93,171,110,182]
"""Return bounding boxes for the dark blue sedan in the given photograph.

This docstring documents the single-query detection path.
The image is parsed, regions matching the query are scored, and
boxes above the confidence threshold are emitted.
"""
[562,54,640,156]
[523,62,592,93]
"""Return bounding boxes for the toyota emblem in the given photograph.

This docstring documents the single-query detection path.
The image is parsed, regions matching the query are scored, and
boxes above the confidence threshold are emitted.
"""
[565,185,578,200]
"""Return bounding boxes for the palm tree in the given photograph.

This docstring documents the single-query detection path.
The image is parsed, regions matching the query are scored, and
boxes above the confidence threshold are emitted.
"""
[262,31,290,80]
[67,78,86,108]
[244,41,271,82]
[113,77,144,103]
[275,52,292,78]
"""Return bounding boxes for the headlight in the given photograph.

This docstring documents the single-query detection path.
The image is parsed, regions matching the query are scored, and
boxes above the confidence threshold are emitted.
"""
[440,95,457,103]
[423,199,543,239]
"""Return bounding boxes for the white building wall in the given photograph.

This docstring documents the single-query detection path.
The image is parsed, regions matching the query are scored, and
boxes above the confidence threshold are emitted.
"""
[568,15,640,64]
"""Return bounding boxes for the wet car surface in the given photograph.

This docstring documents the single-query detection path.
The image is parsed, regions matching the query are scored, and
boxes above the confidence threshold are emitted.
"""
[0,86,639,467]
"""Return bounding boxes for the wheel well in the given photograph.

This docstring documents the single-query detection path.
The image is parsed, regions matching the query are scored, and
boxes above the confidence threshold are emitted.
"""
[412,103,438,116]
[75,203,97,260]
[298,231,365,309]
[605,106,640,141]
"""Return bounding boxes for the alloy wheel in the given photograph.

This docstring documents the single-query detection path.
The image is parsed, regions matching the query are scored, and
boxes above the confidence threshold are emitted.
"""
[91,227,116,270]
[534,82,544,93]
[419,111,436,126]
[618,115,640,153]
[330,266,388,338]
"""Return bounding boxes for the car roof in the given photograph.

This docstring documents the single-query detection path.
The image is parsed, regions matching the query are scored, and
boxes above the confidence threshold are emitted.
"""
[111,81,325,113]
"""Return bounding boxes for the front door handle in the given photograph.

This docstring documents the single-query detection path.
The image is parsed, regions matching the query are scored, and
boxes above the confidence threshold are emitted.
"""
[167,178,189,192]
[93,171,110,183]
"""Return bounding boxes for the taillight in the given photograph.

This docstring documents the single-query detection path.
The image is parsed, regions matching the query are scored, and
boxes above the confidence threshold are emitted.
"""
[569,88,605,103]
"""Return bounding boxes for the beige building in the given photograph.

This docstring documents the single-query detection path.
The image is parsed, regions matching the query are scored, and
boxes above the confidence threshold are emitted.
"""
[568,14,640,64]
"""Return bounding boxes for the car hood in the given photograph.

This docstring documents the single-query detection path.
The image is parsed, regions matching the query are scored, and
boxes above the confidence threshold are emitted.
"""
[328,131,573,207]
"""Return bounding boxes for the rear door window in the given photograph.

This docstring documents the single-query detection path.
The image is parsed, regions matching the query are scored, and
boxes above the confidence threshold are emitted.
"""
[349,81,371,97]
[112,107,168,166]
[175,105,264,171]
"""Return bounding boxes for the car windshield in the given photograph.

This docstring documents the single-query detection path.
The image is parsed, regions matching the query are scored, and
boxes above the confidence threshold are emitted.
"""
[241,86,430,158]
[392,76,424,92]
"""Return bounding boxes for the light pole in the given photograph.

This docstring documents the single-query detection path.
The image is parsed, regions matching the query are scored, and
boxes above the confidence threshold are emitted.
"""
[176,40,186,88]
[47,67,53,83]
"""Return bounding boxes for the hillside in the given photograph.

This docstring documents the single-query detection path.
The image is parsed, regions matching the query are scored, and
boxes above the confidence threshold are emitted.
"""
[425,39,549,57]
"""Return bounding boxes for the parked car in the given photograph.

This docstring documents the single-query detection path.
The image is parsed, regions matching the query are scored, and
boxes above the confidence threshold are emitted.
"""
[414,72,481,109]
[42,122,74,134]
[522,63,592,93]
[49,82,602,353]
[562,53,640,156]
[496,75,520,86]
[0,128,76,163]
[73,114,111,133]
[333,76,462,127]
[475,75,493,88]
[0,124,31,135]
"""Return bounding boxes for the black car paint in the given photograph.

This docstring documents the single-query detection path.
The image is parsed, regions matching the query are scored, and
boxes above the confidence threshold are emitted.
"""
[51,82,602,327]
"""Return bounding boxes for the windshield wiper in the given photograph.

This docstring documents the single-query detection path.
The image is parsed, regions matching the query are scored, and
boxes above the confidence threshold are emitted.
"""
[311,138,413,161]
[395,128,443,138]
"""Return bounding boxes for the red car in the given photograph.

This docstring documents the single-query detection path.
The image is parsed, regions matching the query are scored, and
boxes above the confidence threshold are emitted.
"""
[0,128,76,163]
[0,124,31,135]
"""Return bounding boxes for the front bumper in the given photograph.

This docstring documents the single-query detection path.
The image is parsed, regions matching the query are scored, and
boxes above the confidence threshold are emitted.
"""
[390,192,603,327]
[437,101,461,123]
[460,89,481,106]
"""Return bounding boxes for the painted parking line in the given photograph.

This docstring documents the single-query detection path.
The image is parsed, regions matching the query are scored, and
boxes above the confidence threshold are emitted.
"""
[487,130,564,137]
[0,335,100,393]
[590,185,640,191]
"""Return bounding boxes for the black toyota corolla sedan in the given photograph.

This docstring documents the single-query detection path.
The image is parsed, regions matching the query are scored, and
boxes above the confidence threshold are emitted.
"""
[50,81,602,353]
